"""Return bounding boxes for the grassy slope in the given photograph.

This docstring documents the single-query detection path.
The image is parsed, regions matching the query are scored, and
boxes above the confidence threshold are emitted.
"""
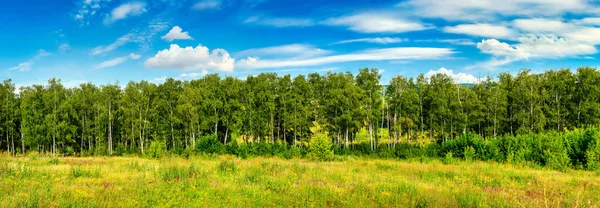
[1,154,599,207]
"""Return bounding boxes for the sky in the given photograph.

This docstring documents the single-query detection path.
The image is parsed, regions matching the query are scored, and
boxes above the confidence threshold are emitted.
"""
[2,0,600,89]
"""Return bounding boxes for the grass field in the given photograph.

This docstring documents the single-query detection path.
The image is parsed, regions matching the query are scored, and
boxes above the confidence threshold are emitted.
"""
[1,154,599,207]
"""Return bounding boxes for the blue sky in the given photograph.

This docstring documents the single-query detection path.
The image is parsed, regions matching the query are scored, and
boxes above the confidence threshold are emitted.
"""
[2,0,600,88]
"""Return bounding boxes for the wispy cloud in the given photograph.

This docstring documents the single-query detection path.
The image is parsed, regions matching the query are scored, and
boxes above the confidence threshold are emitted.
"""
[322,13,429,33]
[244,16,315,27]
[103,2,147,24]
[94,53,141,70]
[238,47,454,69]
[193,0,222,10]
[9,49,50,72]
[333,37,407,45]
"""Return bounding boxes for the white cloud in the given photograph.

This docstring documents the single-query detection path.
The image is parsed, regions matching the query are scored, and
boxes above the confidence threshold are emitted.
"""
[574,17,600,26]
[193,0,221,10]
[9,62,32,72]
[59,44,70,52]
[236,44,331,59]
[104,2,147,24]
[513,18,579,33]
[238,47,454,69]
[94,57,129,70]
[400,0,593,21]
[145,44,235,72]
[323,13,428,33]
[474,35,598,69]
[90,33,133,55]
[8,49,50,72]
[161,26,193,42]
[179,70,209,78]
[426,67,482,83]
[94,53,141,70]
[151,76,168,84]
[443,24,516,39]
[333,37,406,45]
[130,53,141,59]
[74,0,110,25]
[244,16,315,27]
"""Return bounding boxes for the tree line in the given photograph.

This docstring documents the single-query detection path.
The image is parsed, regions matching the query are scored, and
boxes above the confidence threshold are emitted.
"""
[1,67,600,157]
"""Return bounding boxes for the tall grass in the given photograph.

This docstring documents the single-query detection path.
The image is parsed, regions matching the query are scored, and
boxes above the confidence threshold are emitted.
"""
[0,155,599,207]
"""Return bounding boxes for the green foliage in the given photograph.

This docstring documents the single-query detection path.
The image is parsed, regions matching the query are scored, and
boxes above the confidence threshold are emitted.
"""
[444,152,455,165]
[146,141,166,159]
[464,146,476,162]
[218,160,236,173]
[307,123,334,161]
[196,134,225,154]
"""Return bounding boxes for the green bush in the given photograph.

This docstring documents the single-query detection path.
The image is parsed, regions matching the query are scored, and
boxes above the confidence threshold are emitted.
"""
[307,123,334,161]
[464,146,476,162]
[585,133,600,171]
[146,141,166,159]
[196,134,225,154]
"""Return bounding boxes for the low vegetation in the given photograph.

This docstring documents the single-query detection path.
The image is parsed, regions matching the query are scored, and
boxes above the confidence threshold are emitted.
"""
[1,154,599,207]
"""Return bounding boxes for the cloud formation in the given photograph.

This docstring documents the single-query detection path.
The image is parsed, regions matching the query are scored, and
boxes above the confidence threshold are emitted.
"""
[104,2,147,24]
[162,26,193,42]
[145,44,234,71]
[323,13,428,33]
[9,49,50,72]
[193,0,222,10]
[94,53,141,70]
[333,37,406,45]
[238,47,454,69]
[426,67,482,83]
[244,16,315,27]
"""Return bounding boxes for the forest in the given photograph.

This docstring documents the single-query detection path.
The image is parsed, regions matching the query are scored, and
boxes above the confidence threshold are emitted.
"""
[2,67,600,170]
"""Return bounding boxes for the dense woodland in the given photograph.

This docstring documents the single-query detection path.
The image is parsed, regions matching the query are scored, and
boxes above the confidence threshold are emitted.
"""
[1,67,600,163]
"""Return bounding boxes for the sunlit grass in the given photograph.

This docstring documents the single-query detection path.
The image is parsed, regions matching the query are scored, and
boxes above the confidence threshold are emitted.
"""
[0,153,599,207]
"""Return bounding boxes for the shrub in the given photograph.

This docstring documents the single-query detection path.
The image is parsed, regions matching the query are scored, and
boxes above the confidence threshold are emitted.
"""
[464,146,476,162]
[146,141,166,159]
[196,134,225,154]
[585,132,600,171]
[444,152,455,165]
[307,122,334,161]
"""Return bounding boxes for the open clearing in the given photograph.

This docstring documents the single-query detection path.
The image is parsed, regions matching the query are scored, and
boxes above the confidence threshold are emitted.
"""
[1,155,599,207]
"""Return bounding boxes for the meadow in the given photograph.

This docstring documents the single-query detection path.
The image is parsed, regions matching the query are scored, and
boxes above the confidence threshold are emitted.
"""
[1,153,599,207]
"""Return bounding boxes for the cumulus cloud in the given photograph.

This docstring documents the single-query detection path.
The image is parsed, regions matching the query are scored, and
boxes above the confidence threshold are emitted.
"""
[193,0,221,10]
[426,67,482,83]
[104,2,147,24]
[444,24,516,39]
[244,16,315,27]
[333,37,406,45]
[94,53,141,70]
[161,26,193,42]
[323,13,429,33]
[474,35,597,69]
[145,44,234,71]
[238,47,454,69]
[9,49,50,72]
